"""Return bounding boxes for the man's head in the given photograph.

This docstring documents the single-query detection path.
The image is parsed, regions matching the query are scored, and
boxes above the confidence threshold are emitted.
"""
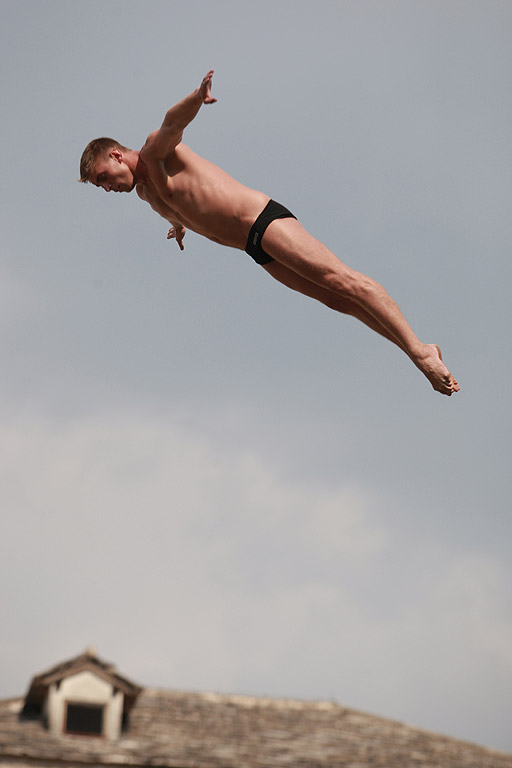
[79,138,136,192]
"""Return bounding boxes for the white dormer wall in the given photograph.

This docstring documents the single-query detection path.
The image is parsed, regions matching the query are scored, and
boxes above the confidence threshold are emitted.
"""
[46,671,124,739]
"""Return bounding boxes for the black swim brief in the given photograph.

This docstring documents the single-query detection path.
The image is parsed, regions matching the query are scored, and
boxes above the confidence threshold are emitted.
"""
[245,199,297,265]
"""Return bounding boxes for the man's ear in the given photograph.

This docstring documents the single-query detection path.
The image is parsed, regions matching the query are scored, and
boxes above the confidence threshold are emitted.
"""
[110,148,123,163]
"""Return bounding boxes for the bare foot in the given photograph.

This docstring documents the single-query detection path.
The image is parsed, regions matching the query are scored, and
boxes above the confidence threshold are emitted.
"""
[415,344,460,396]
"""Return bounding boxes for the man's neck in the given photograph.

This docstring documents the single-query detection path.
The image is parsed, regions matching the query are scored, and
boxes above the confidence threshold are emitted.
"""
[125,149,145,183]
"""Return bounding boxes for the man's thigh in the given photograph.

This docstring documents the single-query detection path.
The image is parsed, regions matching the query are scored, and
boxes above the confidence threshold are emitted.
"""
[263,260,346,311]
[261,218,351,285]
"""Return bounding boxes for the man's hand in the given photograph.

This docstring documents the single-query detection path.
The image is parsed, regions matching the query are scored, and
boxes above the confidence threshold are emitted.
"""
[199,70,217,104]
[167,224,186,251]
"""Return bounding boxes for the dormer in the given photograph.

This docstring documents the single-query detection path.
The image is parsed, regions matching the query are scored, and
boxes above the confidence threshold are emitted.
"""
[22,648,141,740]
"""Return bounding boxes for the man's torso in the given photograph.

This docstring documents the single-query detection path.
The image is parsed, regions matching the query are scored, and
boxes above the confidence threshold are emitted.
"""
[138,143,269,249]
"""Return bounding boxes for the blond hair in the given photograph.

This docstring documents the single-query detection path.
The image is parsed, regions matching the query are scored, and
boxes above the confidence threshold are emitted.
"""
[79,137,129,183]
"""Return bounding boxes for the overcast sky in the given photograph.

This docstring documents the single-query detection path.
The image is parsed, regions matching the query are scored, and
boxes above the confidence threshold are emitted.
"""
[1,0,511,754]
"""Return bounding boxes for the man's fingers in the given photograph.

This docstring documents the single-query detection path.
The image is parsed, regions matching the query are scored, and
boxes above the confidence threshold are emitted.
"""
[168,227,185,250]
[201,70,216,104]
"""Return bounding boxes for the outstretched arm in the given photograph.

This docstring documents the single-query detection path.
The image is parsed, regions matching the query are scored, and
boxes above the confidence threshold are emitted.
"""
[148,70,217,159]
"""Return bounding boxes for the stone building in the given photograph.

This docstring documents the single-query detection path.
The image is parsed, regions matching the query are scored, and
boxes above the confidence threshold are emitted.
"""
[1,648,511,768]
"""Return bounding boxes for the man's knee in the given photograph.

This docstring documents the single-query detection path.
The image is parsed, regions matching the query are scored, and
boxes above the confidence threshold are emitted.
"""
[325,269,375,302]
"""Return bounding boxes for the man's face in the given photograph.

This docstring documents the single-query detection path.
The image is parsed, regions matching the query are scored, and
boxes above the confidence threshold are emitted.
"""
[90,149,135,193]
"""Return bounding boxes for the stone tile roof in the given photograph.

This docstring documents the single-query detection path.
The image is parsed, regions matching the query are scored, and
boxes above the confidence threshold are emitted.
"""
[1,687,512,768]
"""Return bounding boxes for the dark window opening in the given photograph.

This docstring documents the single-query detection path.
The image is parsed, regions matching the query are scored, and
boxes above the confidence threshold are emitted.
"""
[65,703,104,736]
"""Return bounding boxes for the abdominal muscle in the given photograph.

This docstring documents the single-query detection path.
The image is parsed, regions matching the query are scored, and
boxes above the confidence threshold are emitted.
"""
[139,143,269,250]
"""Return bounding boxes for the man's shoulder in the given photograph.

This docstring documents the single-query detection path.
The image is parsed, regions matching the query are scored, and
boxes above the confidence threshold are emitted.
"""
[140,131,187,162]
[140,130,159,158]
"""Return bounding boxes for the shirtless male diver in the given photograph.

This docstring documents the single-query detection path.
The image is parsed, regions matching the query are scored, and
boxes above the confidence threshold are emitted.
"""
[79,70,459,396]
